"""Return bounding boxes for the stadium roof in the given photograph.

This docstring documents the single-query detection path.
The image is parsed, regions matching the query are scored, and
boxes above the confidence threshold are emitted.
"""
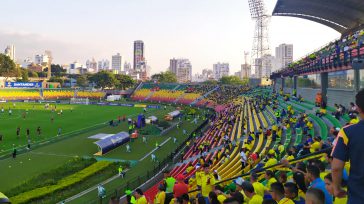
[272,0,364,34]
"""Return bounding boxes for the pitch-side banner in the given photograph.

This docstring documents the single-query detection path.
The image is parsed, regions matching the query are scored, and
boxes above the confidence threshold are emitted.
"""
[5,82,42,88]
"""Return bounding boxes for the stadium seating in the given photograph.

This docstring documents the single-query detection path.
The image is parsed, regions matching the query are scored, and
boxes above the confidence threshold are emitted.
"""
[131,89,153,101]
[76,91,105,99]
[177,93,201,105]
[42,89,74,99]
[149,90,185,103]
[0,89,41,100]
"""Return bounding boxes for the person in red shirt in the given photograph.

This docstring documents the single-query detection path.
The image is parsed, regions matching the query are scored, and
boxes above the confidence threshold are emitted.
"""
[173,174,189,198]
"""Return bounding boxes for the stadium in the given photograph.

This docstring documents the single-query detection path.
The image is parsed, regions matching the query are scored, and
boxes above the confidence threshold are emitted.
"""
[0,0,364,204]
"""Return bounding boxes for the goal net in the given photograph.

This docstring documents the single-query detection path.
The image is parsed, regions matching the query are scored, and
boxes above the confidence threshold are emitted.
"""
[70,98,89,105]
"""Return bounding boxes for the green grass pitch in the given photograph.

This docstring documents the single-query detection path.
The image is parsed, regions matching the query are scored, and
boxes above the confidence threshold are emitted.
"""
[0,102,183,192]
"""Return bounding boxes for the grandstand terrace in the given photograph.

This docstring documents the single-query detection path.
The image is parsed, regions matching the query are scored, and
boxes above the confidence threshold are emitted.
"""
[2,0,364,203]
[0,88,105,101]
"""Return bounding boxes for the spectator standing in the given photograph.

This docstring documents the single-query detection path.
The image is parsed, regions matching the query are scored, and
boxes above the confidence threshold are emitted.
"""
[241,181,263,204]
[331,89,364,203]
[163,170,176,204]
[154,184,166,204]
[173,174,188,198]
[134,188,148,204]
[306,165,332,204]
[269,182,294,204]
[200,164,215,203]
[250,172,266,197]
[324,173,347,204]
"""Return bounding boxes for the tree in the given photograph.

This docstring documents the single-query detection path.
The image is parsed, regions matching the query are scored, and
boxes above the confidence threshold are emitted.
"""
[0,54,20,81]
[220,76,248,85]
[115,74,135,90]
[89,71,117,89]
[48,76,64,86]
[151,71,177,83]
[76,75,89,87]
[36,71,47,78]
[28,70,38,78]
[20,68,29,82]
[203,80,218,85]
[44,64,66,77]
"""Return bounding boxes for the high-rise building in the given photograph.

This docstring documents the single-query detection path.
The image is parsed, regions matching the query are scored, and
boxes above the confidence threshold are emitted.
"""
[112,53,122,73]
[133,40,144,70]
[202,69,213,79]
[275,44,293,71]
[169,58,192,83]
[34,54,49,65]
[86,58,97,72]
[69,61,83,74]
[98,59,110,71]
[213,63,229,80]
[261,54,275,78]
[21,57,33,68]
[241,64,251,78]
[169,58,178,74]
[124,62,132,72]
[4,45,15,61]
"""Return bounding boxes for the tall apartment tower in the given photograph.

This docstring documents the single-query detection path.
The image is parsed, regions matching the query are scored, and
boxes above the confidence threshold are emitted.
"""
[275,43,293,71]
[133,40,144,70]
[169,58,192,83]
[112,53,122,72]
[4,45,15,61]
[213,63,229,80]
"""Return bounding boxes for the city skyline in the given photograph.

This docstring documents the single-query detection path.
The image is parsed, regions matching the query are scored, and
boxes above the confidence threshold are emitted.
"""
[0,0,340,75]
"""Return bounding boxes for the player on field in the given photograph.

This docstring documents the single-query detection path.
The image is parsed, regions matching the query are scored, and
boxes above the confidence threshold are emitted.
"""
[126,144,131,152]
[37,126,41,136]
[16,127,20,138]
[57,127,62,136]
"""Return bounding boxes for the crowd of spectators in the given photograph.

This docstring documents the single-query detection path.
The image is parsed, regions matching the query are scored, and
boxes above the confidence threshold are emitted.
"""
[271,28,364,78]
[107,87,364,204]
[205,85,250,105]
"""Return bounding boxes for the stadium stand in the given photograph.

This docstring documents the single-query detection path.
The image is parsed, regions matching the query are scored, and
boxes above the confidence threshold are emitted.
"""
[129,85,355,204]
[0,89,106,100]
[0,89,41,100]
[42,89,75,99]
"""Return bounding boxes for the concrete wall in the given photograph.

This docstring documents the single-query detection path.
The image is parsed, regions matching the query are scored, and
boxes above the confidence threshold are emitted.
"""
[327,88,356,107]
[297,88,320,102]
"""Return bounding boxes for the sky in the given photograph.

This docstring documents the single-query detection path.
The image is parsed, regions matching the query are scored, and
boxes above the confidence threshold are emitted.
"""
[0,0,340,75]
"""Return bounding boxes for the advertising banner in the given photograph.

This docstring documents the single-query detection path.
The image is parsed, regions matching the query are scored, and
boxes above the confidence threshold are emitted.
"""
[5,82,42,88]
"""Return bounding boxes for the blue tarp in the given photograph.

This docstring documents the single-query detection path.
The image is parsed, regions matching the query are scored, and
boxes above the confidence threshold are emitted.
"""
[94,132,130,154]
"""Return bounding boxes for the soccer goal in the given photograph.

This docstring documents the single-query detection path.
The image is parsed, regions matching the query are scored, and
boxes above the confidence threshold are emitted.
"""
[70,97,89,105]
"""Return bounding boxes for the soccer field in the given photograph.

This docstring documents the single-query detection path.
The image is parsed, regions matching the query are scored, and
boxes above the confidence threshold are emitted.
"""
[0,102,144,152]
[0,103,203,203]
[0,102,179,192]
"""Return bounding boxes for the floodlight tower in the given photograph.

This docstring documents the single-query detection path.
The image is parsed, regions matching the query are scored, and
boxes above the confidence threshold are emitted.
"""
[248,0,270,78]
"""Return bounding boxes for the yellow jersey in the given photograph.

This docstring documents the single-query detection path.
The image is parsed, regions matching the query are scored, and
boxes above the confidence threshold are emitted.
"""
[264,158,278,169]
[310,141,321,153]
[266,177,277,190]
[249,194,263,204]
[217,194,227,204]
[200,172,215,197]
[252,181,265,197]
[154,191,165,204]
[136,196,148,204]
[278,197,295,204]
